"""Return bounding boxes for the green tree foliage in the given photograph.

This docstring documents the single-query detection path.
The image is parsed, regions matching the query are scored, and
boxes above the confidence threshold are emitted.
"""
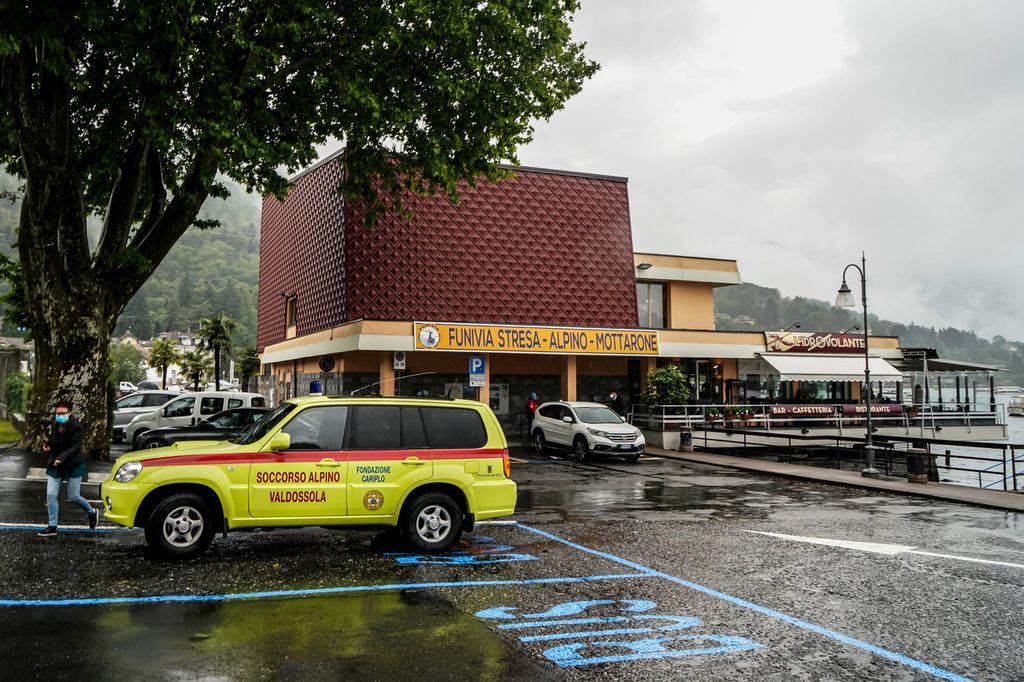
[4,371,29,413]
[109,343,146,384]
[0,2,597,456]
[198,314,237,389]
[641,365,690,406]
[148,338,180,389]
[236,346,261,392]
[179,348,211,393]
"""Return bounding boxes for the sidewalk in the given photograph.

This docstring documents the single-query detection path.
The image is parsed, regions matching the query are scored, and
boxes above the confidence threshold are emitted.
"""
[648,446,1024,513]
[0,447,113,484]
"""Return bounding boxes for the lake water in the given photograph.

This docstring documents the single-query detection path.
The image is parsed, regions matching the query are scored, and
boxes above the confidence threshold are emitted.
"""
[938,393,1023,489]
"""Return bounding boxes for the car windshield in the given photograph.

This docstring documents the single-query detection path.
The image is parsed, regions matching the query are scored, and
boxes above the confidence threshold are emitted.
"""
[231,403,296,444]
[574,406,623,424]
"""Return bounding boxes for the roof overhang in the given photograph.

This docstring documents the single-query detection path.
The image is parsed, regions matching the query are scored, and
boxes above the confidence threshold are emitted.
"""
[758,353,904,383]
[633,253,742,287]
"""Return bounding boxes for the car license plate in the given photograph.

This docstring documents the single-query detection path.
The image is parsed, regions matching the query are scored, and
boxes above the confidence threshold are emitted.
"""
[617,444,630,449]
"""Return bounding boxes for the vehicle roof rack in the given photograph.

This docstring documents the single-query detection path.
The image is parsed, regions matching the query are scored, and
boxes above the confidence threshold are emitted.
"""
[323,394,456,401]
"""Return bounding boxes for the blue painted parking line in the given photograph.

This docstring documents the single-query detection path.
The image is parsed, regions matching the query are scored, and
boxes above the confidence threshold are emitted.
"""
[0,573,649,608]
[517,524,976,682]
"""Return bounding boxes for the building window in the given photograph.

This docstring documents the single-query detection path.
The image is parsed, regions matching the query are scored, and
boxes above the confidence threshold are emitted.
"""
[286,296,297,327]
[636,283,665,328]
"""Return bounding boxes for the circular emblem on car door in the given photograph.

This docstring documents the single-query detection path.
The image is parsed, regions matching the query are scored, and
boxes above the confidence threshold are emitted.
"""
[363,490,384,511]
[418,325,440,348]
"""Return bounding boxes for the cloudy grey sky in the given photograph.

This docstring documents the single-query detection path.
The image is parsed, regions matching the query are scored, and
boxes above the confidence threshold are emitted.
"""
[517,0,1024,342]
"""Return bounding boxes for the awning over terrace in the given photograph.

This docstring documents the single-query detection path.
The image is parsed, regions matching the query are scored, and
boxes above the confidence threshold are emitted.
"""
[758,353,904,383]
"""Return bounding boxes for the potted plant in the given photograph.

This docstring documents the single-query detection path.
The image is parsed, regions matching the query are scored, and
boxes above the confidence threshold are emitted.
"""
[639,365,691,450]
[739,408,755,426]
[705,407,722,424]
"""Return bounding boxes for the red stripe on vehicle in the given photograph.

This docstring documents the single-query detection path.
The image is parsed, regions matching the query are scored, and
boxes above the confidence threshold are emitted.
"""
[143,447,505,467]
[144,451,334,467]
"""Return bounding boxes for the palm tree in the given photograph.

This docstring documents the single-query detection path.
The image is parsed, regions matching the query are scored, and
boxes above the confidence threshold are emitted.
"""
[148,339,179,389]
[237,347,261,392]
[198,314,237,390]
[179,348,211,392]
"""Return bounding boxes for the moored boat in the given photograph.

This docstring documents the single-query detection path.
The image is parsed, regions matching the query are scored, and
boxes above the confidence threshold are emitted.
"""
[1009,396,1024,417]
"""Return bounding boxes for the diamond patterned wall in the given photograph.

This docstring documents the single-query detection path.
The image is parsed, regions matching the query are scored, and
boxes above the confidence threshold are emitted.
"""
[344,169,639,327]
[257,160,347,351]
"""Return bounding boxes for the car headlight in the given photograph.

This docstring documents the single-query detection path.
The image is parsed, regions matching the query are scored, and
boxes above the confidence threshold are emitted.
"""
[113,461,143,482]
[587,428,612,438]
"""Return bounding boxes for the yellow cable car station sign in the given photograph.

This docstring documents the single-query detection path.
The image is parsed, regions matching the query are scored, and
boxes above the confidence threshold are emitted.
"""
[415,322,659,356]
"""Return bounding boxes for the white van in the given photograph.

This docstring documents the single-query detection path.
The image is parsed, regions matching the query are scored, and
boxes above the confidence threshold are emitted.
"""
[112,390,180,442]
[124,391,266,449]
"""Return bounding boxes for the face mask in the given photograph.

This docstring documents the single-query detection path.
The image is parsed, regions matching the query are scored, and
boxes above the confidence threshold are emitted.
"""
[55,414,70,424]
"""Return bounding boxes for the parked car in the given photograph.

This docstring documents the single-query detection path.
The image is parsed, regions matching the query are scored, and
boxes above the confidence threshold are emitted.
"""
[112,390,180,443]
[530,401,645,462]
[124,391,266,450]
[117,381,138,395]
[135,407,271,449]
[137,380,160,390]
[102,396,516,558]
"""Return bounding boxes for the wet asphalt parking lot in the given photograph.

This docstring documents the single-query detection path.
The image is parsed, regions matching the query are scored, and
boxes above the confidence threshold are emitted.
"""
[1,446,1023,681]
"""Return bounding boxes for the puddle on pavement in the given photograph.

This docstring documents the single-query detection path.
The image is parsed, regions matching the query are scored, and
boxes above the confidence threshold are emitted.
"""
[0,591,554,680]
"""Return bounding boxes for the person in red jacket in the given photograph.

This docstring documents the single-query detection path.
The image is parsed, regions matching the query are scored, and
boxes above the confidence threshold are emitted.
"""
[526,392,540,427]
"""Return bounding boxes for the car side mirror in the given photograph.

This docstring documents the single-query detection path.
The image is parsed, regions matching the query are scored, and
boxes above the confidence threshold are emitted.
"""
[620,416,627,423]
[561,416,573,424]
[268,432,291,452]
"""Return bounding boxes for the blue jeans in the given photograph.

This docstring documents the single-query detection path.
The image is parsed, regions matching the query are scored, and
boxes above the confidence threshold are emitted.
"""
[46,475,93,527]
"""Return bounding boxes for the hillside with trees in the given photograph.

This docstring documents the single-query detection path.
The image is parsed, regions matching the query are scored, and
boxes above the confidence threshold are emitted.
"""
[715,283,1024,386]
[0,172,260,346]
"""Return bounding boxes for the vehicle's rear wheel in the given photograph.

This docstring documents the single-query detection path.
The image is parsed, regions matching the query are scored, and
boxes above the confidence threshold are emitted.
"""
[143,438,169,449]
[400,492,463,552]
[531,429,547,453]
[145,493,216,559]
[572,436,589,462]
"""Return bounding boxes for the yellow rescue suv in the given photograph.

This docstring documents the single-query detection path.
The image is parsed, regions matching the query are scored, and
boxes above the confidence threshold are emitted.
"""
[101,396,516,558]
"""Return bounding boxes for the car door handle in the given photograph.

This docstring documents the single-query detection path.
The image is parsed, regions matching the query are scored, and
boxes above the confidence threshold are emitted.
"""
[403,458,426,466]
[316,459,342,468]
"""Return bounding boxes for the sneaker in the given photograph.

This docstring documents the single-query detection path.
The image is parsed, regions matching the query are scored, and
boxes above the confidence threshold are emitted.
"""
[38,526,58,537]
[88,509,98,530]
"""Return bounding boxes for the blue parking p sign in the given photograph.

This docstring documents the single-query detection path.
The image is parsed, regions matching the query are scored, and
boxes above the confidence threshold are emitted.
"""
[469,355,486,387]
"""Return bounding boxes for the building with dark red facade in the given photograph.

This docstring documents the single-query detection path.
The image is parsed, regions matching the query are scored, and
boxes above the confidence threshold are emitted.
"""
[257,152,911,437]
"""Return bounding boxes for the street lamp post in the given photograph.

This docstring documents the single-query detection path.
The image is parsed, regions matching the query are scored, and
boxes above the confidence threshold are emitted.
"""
[835,252,879,478]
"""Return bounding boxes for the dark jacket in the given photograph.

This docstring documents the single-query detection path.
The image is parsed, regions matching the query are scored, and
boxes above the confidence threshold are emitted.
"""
[46,416,85,476]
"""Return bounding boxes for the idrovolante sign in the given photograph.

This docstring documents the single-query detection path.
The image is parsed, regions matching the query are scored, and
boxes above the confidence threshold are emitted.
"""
[764,331,866,354]
[415,322,659,356]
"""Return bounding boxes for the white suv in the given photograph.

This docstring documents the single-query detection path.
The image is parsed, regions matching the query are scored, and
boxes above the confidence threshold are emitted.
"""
[124,391,266,449]
[531,401,645,462]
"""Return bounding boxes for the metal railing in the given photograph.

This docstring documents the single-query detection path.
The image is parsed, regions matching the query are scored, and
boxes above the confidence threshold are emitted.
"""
[666,424,1021,492]
[629,403,1005,436]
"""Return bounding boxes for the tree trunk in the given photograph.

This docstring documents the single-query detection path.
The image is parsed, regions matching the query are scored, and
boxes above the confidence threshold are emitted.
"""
[161,365,167,389]
[22,314,113,460]
[214,345,221,391]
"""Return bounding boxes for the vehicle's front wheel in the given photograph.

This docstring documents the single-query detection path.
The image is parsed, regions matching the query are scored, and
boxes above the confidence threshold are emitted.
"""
[401,492,463,552]
[531,429,547,453]
[145,493,216,559]
[572,436,589,462]
[130,429,149,451]
[142,438,169,450]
